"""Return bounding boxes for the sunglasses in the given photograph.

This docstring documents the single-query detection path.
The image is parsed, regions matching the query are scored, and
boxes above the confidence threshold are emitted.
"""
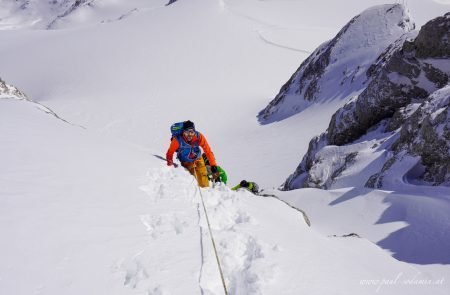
[183,129,195,135]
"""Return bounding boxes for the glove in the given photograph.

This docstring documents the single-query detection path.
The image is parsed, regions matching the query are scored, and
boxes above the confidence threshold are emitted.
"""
[167,159,173,166]
[211,166,220,182]
[211,166,218,173]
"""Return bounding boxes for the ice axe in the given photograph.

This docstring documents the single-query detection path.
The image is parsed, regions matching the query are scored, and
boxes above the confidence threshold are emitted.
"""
[153,154,179,168]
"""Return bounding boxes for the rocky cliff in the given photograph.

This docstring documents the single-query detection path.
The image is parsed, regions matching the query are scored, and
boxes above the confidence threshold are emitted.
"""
[282,12,450,190]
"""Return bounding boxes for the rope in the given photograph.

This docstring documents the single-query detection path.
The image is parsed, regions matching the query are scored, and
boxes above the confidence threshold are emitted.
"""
[194,166,229,295]
[260,193,311,227]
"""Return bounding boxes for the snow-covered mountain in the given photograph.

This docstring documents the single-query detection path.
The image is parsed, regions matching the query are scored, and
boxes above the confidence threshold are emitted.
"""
[258,4,415,124]
[283,12,450,190]
[0,0,168,29]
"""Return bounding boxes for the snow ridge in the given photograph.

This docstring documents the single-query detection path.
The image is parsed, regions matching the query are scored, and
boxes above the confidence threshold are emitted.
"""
[258,4,414,124]
[0,78,85,128]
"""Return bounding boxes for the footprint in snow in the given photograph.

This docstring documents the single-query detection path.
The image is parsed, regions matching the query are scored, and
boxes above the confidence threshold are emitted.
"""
[140,213,190,239]
[148,286,170,295]
[123,258,149,289]
[219,235,276,295]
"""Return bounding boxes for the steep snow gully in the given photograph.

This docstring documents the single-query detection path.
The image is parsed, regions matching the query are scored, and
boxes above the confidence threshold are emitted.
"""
[135,167,301,294]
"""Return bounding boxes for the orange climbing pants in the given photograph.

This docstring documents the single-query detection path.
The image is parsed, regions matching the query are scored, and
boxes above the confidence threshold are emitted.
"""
[182,157,209,188]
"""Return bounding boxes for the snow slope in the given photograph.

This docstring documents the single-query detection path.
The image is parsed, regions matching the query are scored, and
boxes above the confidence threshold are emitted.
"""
[275,187,450,288]
[1,0,450,294]
[0,97,154,294]
[1,96,447,294]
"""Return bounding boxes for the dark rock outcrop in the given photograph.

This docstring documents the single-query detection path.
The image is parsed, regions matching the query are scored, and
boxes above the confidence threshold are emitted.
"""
[394,89,448,184]
[414,13,450,58]
[327,29,449,146]
[283,12,450,190]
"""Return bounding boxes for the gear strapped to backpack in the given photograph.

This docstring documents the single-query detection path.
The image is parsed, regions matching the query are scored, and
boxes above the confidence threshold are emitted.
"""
[170,122,185,138]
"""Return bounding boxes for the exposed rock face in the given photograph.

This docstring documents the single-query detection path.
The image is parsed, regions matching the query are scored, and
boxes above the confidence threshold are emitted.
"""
[283,134,327,189]
[283,12,450,190]
[414,13,450,58]
[403,98,449,184]
[373,87,449,186]
[0,78,28,100]
[258,4,414,124]
[0,0,95,29]
[327,13,449,147]
[366,87,449,188]
[47,0,95,29]
[0,0,154,30]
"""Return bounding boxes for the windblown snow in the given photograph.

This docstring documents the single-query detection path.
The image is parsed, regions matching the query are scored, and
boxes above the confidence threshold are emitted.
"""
[1,0,449,294]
